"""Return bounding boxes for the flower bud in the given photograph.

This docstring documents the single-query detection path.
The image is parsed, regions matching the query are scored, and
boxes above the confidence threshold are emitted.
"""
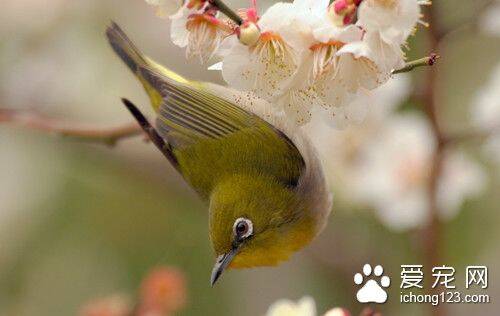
[138,267,186,315]
[334,0,349,14]
[238,22,261,46]
[329,0,359,26]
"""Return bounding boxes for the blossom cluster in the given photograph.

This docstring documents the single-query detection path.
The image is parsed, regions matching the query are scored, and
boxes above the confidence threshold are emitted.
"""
[144,0,490,233]
[146,0,430,127]
[307,76,487,231]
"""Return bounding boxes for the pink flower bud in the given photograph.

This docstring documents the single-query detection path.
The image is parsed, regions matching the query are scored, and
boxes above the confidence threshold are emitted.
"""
[137,267,186,316]
[246,7,259,23]
[334,0,349,14]
[330,0,359,26]
[343,11,355,25]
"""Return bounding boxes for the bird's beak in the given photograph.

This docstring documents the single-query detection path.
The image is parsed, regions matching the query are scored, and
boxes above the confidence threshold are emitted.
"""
[210,246,239,286]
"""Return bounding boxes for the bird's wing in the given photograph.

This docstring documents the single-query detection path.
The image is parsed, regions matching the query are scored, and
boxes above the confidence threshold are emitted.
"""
[139,67,305,197]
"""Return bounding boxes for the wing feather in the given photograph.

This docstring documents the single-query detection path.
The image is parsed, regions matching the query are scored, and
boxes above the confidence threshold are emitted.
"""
[138,66,305,193]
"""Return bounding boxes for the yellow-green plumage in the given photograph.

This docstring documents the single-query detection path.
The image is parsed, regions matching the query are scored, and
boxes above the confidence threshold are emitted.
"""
[106,23,332,282]
[209,174,316,268]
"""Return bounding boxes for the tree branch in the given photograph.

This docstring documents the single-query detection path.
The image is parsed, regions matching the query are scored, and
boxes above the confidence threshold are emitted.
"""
[0,108,143,146]
[209,0,243,25]
[421,5,446,316]
[392,53,440,75]
[444,126,500,145]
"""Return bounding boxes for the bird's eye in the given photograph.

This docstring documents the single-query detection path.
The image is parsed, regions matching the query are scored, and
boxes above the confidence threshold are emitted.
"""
[233,217,253,239]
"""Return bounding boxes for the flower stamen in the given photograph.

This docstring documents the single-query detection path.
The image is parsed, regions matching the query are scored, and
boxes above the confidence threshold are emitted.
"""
[185,13,231,63]
[309,41,345,81]
[245,31,297,97]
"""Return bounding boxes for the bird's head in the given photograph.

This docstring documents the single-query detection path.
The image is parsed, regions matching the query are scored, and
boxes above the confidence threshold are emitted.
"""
[208,174,316,285]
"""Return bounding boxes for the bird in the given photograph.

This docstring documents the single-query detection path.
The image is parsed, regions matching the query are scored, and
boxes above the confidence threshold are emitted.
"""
[105,22,332,286]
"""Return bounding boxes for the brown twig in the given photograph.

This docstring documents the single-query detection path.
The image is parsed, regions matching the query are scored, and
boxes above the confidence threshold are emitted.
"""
[444,126,500,145]
[392,53,440,75]
[421,5,446,316]
[0,108,143,146]
[209,0,243,25]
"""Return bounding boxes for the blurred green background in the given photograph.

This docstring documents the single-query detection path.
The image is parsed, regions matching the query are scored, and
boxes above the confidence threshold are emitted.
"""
[0,0,499,315]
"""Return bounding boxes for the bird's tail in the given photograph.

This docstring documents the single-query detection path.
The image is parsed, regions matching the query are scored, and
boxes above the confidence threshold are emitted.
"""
[106,22,148,74]
[106,22,188,111]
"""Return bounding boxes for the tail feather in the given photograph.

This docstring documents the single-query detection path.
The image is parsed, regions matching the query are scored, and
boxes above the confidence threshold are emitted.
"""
[106,22,148,74]
[106,22,167,110]
[121,98,179,168]
[107,22,191,112]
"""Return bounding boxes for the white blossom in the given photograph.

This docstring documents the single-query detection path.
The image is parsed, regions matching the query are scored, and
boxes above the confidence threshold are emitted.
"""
[311,4,387,94]
[271,0,335,125]
[308,17,405,120]
[340,31,405,75]
[472,64,500,129]
[351,114,486,231]
[471,63,500,163]
[349,73,412,120]
[437,152,487,220]
[309,25,376,108]
[306,75,411,198]
[480,2,500,37]
[266,297,316,316]
[169,2,198,48]
[221,0,317,101]
[169,1,231,63]
[269,0,386,125]
[167,0,427,127]
[357,0,430,46]
[185,13,231,63]
[265,296,349,316]
[323,308,350,316]
[271,0,406,126]
[308,75,487,229]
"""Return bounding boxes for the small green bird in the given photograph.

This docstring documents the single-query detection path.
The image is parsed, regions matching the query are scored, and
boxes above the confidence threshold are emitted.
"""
[106,23,332,285]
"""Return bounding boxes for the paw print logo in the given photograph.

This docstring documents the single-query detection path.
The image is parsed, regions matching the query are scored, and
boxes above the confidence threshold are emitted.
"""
[354,264,390,304]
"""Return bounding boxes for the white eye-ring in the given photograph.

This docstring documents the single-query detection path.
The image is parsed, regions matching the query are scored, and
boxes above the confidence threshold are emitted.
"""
[233,217,253,239]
